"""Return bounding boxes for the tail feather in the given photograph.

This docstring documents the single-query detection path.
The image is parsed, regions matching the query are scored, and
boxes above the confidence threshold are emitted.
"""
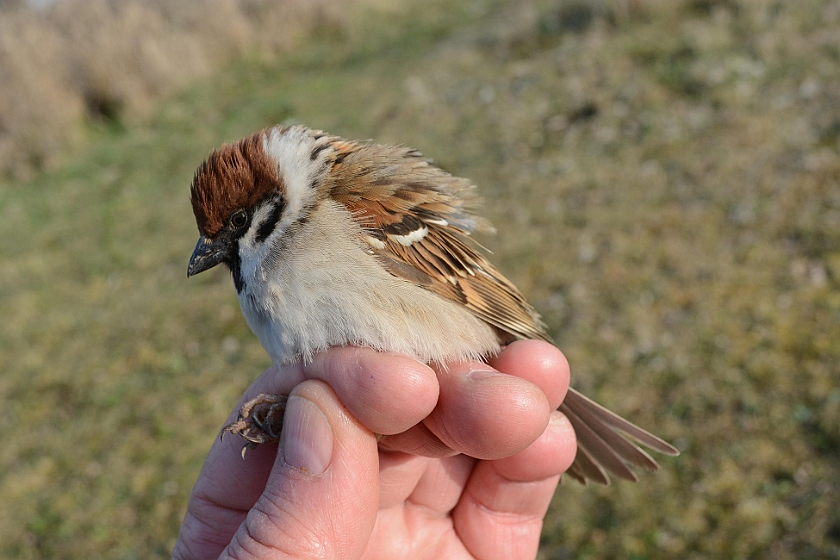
[565,441,610,485]
[563,405,639,483]
[563,391,661,471]
[559,388,679,485]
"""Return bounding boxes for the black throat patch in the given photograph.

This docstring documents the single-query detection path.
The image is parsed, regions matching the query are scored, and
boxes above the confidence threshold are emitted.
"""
[228,252,245,293]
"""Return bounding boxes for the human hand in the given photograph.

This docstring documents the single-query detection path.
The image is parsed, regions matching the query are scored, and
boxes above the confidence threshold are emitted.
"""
[172,340,576,559]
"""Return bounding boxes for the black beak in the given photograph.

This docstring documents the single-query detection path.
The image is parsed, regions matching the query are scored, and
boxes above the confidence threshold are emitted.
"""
[187,235,229,277]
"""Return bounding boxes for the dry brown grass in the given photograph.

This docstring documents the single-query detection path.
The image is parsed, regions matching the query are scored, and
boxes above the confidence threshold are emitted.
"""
[0,0,370,179]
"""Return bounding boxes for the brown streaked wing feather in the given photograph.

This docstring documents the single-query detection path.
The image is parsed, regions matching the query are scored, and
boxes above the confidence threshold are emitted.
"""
[329,141,550,343]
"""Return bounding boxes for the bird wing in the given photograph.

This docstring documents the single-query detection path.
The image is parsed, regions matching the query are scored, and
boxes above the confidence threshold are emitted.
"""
[327,139,550,343]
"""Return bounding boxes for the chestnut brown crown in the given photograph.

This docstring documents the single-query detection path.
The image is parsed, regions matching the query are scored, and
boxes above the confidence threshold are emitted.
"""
[190,130,284,238]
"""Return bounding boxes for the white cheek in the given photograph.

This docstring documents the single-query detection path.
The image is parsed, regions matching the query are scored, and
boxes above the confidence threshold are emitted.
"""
[237,242,259,289]
[242,205,270,245]
[236,203,276,285]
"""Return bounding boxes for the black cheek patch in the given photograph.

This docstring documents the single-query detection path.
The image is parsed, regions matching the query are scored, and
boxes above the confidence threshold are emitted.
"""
[255,198,285,244]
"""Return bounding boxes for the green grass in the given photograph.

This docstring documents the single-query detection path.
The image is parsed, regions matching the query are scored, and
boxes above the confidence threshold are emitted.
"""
[2,0,839,558]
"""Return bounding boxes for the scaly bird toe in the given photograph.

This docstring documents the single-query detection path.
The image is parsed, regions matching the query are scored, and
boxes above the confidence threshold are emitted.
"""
[221,393,288,458]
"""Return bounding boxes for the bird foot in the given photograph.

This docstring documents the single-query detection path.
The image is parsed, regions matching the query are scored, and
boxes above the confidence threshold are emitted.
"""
[221,393,288,459]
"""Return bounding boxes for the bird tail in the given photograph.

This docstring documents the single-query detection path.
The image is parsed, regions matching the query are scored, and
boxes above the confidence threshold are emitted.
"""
[559,388,680,485]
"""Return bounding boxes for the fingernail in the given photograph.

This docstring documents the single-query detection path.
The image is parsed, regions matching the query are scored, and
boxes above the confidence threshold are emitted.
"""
[281,396,334,475]
[467,369,502,381]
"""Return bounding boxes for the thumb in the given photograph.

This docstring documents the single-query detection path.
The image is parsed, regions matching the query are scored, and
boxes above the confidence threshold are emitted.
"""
[220,380,380,560]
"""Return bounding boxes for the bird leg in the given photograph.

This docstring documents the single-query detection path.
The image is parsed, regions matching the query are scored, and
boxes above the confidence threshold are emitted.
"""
[221,393,288,459]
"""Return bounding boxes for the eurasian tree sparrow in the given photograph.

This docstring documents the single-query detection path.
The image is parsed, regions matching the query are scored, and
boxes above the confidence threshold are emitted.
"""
[187,125,678,484]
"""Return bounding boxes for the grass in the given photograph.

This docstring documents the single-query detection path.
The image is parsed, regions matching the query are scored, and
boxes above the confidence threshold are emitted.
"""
[1,0,839,558]
[0,0,374,179]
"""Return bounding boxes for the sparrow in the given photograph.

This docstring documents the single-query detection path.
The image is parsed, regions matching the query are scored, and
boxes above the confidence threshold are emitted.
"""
[187,124,678,484]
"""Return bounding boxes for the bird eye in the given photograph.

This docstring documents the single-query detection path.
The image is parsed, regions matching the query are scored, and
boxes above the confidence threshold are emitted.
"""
[230,210,248,229]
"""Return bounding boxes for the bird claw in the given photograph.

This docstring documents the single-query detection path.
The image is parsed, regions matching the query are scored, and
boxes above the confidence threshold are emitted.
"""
[221,393,288,458]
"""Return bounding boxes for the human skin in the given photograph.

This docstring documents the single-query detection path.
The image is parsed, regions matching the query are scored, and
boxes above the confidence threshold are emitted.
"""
[172,340,576,560]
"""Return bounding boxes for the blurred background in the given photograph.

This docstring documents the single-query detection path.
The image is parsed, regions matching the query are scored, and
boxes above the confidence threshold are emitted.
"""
[1,0,838,557]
